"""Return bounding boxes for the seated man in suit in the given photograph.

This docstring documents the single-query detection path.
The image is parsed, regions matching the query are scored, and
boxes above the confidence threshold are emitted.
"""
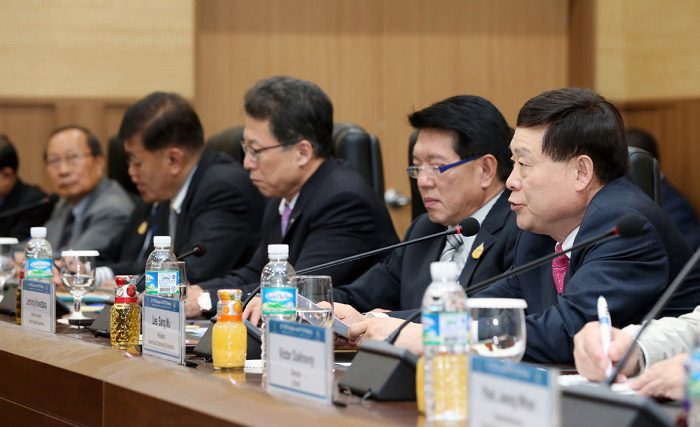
[245,95,519,324]
[43,126,134,253]
[346,88,700,363]
[0,134,54,240]
[187,76,398,318]
[96,92,266,287]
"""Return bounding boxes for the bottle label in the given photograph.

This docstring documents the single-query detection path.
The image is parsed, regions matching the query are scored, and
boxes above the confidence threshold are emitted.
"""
[144,270,180,295]
[261,287,297,316]
[422,312,469,347]
[26,258,52,279]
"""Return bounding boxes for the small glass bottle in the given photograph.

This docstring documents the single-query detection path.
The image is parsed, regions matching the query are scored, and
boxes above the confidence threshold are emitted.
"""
[213,289,247,371]
[15,269,23,325]
[110,275,140,349]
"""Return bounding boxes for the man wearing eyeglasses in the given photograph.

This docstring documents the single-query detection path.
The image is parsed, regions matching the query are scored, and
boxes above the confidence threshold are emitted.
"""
[188,76,398,318]
[43,126,134,253]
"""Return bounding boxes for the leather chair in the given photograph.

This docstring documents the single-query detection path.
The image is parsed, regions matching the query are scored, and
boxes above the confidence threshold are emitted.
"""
[107,135,139,202]
[207,124,386,198]
[627,146,663,206]
[332,123,385,199]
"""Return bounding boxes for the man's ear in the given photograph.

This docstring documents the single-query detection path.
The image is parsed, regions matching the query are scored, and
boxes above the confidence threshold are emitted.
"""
[574,155,595,191]
[295,140,315,167]
[166,147,187,176]
[479,154,499,188]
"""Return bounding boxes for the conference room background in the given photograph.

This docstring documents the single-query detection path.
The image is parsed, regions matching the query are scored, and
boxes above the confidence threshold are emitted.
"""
[1,0,699,236]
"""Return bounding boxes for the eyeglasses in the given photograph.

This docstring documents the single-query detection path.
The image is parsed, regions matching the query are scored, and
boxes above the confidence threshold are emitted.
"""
[406,154,484,179]
[240,142,284,162]
[45,152,94,169]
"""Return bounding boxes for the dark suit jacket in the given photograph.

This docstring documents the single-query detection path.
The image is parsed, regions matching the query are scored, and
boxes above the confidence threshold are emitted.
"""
[0,179,54,240]
[333,190,519,313]
[477,177,700,364]
[661,178,700,249]
[100,149,266,284]
[200,157,399,301]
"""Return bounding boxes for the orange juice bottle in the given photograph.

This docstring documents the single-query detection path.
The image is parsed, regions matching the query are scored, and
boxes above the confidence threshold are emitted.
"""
[213,289,247,371]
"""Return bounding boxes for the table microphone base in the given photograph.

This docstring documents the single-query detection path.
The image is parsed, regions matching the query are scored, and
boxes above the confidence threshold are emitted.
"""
[338,339,419,401]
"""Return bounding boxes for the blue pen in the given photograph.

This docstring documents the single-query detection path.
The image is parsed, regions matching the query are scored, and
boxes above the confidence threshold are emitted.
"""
[597,295,612,377]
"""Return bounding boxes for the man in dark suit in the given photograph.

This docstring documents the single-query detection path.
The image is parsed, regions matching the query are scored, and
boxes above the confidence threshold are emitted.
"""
[330,95,519,319]
[95,92,266,288]
[188,76,398,318]
[473,88,700,364]
[0,134,54,240]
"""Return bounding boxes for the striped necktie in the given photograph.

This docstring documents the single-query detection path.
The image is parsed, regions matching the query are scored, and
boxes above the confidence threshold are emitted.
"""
[439,234,463,263]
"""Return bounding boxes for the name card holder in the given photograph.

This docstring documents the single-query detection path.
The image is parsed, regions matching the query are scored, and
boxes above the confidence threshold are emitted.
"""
[469,355,559,427]
[21,279,56,334]
[267,319,333,405]
[142,295,186,364]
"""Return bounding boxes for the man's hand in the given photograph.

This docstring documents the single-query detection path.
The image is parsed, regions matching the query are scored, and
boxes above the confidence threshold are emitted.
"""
[630,353,689,401]
[52,260,62,288]
[243,296,262,326]
[186,284,205,318]
[347,317,424,355]
[333,302,366,325]
[573,321,639,382]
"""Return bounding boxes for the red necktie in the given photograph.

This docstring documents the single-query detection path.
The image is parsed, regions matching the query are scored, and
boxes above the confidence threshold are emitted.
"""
[552,243,569,294]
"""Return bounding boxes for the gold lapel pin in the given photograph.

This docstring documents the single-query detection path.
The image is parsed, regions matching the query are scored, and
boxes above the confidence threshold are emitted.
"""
[472,242,484,259]
[137,220,148,235]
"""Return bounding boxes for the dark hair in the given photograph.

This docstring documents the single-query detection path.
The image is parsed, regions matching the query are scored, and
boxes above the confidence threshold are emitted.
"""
[44,125,102,161]
[516,88,628,184]
[119,92,204,152]
[626,128,659,159]
[244,76,334,158]
[0,134,18,171]
[408,95,513,182]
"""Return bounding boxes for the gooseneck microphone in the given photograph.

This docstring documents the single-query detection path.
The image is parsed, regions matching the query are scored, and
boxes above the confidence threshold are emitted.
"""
[0,194,58,219]
[241,217,481,308]
[604,243,700,386]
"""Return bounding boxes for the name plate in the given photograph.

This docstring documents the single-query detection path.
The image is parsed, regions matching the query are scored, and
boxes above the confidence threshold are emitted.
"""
[267,319,333,405]
[469,356,559,427]
[142,295,185,364]
[21,279,55,334]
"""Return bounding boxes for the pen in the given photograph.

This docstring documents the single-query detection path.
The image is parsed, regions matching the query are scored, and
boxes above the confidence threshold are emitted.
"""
[597,295,612,377]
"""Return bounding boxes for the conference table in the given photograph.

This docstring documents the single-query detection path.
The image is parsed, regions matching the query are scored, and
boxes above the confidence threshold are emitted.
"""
[0,314,419,426]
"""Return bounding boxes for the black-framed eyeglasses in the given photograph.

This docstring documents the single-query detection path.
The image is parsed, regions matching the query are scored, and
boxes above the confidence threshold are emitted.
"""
[406,154,484,179]
[240,142,284,162]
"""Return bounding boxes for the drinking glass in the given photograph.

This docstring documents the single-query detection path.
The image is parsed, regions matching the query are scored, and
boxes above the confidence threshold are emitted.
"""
[178,261,188,301]
[0,238,18,302]
[467,298,527,362]
[295,275,333,328]
[60,250,99,320]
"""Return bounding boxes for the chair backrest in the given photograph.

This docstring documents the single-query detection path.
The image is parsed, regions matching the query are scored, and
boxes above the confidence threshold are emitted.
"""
[206,127,245,163]
[627,146,663,206]
[332,123,385,198]
[107,135,139,201]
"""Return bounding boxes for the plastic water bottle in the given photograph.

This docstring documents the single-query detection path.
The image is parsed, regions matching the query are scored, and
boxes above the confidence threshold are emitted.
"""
[687,347,700,427]
[260,244,296,387]
[144,236,180,298]
[25,227,53,284]
[422,261,469,424]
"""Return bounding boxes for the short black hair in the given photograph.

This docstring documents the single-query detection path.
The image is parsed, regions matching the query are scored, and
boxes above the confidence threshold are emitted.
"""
[0,134,18,171]
[244,76,334,158]
[119,92,204,152]
[408,95,513,182]
[45,125,103,161]
[516,88,628,185]
[626,128,659,159]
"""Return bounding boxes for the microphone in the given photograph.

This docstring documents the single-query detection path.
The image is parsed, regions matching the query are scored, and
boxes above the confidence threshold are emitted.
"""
[241,217,480,308]
[604,242,700,386]
[0,194,58,219]
[177,243,206,260]
[339,213,646,400]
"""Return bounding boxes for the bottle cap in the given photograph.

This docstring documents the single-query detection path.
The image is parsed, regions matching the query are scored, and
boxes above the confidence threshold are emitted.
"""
[30,227,47,238]
[153,236,171,247]
[430,262,459,280]
[267,244,289,257]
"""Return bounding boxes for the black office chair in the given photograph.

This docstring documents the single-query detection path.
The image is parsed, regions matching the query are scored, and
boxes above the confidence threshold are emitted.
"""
[107,135,139,202]
[206,127,245,163]
[332,123,385,199]
[627,146,663,206]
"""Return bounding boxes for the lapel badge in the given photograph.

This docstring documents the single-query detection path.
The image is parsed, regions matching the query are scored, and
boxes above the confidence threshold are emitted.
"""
[137,220,148,235]
[472,242,484,259]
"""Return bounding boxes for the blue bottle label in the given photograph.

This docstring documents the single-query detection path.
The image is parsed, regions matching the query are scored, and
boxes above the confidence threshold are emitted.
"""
[422,312,469,347]
[26,258,52,279]
[688,348,700,398]
[145,270,180,295]
[261,287,297,316]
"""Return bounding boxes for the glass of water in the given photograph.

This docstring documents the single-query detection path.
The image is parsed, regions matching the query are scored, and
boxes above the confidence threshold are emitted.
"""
[467,298,527,362]
[61,250,99,319]
[295,275,333,328]
[0,238,19,302]
[177,261,188,300]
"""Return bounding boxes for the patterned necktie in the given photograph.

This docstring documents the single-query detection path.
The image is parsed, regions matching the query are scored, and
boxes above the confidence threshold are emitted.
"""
[58,209,75,249]
[552,243,570,294]
[280,202,292,236]
[169,203,177,244]
[440,234,463,263]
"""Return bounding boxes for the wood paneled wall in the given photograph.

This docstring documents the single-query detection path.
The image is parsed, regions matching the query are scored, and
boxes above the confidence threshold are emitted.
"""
[195,0,570,233]
[0,99,133,192]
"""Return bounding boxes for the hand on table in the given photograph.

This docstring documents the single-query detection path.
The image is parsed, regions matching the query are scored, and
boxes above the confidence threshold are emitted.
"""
[243,296,262,326]
[573,321,640,382]
[629,353,689,401]
[186,284,205,318]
